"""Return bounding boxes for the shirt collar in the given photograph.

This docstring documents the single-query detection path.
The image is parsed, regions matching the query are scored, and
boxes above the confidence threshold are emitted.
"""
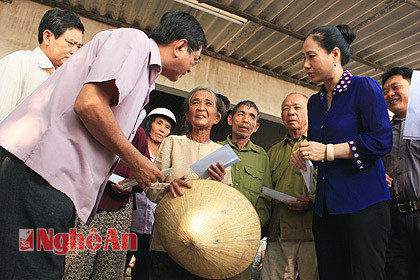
[284,131,307,144]
[33,47,55,70]
[149,38,162,72]
[226,135,259,152]
[391,115,404,124]
[319,69,353,99]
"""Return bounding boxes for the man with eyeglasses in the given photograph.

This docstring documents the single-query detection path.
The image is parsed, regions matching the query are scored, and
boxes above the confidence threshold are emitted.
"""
[0,10,206,279]
[0,8,84,122]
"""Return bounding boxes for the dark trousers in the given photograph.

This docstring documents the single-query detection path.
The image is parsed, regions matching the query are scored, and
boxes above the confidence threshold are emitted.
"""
[313,201,390,280]
[125,232,152,280]
[0,147,75,280]
[385,209,420,280]
[150,251,211,280]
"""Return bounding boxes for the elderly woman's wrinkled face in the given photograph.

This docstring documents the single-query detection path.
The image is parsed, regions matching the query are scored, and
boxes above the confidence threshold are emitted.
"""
[187,90,221,129]
[149,116,172,144]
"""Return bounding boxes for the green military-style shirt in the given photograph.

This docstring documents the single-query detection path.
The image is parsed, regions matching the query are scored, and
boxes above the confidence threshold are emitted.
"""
[218,136,272,227]
[267,132,317,241]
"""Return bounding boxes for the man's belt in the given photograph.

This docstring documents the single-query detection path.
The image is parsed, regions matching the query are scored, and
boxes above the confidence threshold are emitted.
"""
[390,201,420,213]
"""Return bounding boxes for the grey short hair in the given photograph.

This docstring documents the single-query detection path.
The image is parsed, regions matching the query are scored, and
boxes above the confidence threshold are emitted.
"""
[230,100,260,122]
[181,87,222,133]
[281,92,308,108]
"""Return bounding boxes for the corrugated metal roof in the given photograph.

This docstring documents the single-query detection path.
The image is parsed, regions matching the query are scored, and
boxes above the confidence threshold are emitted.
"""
[34,0,420,89]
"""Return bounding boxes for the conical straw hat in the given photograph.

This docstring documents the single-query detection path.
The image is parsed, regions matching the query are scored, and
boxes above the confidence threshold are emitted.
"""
[155,179,261,279]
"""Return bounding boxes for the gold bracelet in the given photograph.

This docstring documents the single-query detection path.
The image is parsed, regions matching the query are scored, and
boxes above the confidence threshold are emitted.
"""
[327,144,334,161]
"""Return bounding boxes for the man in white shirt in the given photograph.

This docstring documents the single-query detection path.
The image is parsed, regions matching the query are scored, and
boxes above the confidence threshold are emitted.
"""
[0,8,84,122]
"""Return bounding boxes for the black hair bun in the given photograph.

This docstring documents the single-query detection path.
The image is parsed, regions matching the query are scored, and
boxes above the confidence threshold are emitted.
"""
[335,24,355,45]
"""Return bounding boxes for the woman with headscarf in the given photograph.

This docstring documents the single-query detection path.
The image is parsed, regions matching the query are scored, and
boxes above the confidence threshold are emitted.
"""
[126,107,176,280]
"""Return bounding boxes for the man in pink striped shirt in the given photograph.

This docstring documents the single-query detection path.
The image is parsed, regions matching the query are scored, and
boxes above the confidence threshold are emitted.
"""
[0,11,206,279]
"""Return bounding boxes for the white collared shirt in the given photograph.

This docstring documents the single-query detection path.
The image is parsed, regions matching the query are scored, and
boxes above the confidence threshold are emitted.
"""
[0,47,55,122]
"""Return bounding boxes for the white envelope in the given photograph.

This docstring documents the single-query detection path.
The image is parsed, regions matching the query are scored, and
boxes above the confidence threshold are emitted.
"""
[300,160,314,191]
[190,144,240,178]
[404,70,420,140]
[262,187,297,202]
[109,173,125,184]
[109,173,136,189]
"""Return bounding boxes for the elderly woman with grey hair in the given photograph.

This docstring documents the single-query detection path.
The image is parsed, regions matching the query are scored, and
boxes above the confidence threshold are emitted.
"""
[144,86,232,280]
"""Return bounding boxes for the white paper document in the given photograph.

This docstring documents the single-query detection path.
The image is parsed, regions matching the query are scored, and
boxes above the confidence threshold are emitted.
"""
[109,173,125,184]
[403,70,420,140]
[121,180,138,189]
[109,168,173,189]
[109,173,136,189]
[161,167,173,177]
[190,144,240,178]
[300,160,314,191]
[262,187,297,202]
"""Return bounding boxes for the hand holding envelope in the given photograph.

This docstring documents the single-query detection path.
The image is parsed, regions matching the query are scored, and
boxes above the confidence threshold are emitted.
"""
[300,160,314,191]
[113,144,240,199]
[108,174,135,194]
[262,187,312,212]
[207,162,227,181]
[282,195,312,212]
[109,168,173,191]
[262,187,297,202]
[190,144,240,179]
[166,145,238,198]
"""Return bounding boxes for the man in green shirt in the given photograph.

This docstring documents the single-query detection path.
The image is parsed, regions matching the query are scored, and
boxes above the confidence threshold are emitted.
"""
[218,100,272,280]
[261,93,319,280]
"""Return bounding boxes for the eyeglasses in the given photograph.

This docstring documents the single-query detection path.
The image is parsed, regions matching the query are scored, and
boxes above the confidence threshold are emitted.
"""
[65,39,83,49]
[185,42,201,67]
[193,58,200,67]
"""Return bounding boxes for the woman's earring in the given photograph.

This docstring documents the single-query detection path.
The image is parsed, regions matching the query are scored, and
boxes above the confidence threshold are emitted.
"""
[334,63,337,67]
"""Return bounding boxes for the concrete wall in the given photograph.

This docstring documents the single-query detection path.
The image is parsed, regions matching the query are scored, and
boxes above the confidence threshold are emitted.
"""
[156,55,316,122]
[0,0,316,122]
[0,0,111,57]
